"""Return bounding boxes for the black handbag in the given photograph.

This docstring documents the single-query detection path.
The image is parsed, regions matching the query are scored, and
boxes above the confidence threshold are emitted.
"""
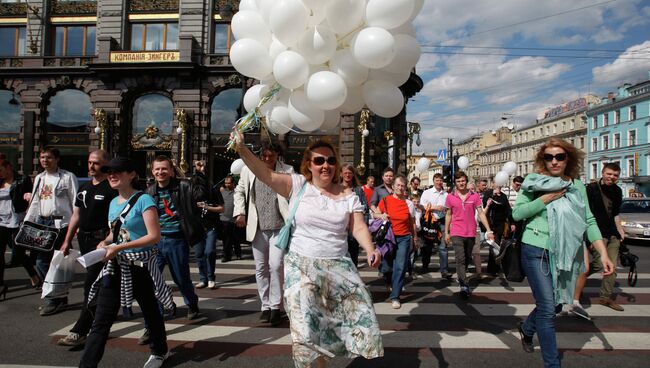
[15,178,61,252]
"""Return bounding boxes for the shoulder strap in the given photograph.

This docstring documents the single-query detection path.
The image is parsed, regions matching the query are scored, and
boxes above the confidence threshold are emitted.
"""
[285,182,307,226]
[28,177,41,207]
[112,192,145,244]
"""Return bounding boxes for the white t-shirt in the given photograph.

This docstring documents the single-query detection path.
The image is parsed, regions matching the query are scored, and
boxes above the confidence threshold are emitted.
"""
[38,172,59,218]
[289,174,364,259]
[420,187,447,220]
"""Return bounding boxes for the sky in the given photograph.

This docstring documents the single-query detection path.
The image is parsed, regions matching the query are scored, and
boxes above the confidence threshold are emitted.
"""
[408,0,650,155]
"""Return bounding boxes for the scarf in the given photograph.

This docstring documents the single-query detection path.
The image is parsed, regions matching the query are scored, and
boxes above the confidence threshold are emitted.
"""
[522,173,587,304]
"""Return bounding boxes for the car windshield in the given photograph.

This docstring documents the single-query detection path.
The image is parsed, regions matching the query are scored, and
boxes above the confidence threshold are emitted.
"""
[620,200,650,213]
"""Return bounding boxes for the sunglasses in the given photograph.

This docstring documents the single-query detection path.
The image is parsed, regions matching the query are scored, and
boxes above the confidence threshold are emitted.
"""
[311,156,337,166]
[543,153,567,162]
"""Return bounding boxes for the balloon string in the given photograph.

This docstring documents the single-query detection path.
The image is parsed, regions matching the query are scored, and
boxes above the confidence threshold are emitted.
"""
[335,24,366,49]
[226,83,282,151]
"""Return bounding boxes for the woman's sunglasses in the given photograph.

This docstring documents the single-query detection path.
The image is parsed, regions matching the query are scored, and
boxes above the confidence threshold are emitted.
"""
[543,153,567,162]
[311,156,337,166]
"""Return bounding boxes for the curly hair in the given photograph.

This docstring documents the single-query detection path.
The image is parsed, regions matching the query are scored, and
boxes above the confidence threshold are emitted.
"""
[300,140,340,184]
[534,137,584,179]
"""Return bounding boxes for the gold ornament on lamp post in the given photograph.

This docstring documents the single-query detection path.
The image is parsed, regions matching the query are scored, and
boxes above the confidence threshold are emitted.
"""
[176,109,189,174]
[356,109,370,176]
[94,108,108,151]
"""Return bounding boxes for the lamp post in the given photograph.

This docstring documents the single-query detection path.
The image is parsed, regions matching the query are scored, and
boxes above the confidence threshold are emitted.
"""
[176,109,189,174]
[94,108,108,151]
[356,108,370,176]
[407,121,421,176]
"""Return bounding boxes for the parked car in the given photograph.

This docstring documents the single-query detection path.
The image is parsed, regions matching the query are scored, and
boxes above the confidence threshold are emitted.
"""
[619,198,650,241]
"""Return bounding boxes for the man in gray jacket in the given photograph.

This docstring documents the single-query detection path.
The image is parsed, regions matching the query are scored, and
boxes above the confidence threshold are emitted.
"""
[233,142,293,326]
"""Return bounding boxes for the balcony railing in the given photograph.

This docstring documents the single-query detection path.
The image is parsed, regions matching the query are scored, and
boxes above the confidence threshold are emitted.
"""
[129,0,179,13]
[51,0,97,16]
[0,2,27,17]
[0,56,96,69]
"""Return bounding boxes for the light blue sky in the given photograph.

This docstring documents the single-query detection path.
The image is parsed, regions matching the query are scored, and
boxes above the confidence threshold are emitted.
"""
[408,0,650,154]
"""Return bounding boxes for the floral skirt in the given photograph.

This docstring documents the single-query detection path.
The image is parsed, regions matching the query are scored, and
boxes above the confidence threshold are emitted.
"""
[284,251,384,367]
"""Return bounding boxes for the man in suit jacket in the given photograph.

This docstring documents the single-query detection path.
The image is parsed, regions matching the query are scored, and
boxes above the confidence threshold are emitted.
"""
[233,142,293,326]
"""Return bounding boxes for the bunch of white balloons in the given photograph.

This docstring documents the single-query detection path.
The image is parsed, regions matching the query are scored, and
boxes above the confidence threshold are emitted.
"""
[230,0,423,134]
[495,161,517,186]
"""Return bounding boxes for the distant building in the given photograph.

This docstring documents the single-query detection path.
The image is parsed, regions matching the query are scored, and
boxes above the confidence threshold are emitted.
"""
[586,73,650,196]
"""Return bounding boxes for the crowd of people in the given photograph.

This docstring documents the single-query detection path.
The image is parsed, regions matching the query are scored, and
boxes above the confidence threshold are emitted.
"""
[0,135,629,368]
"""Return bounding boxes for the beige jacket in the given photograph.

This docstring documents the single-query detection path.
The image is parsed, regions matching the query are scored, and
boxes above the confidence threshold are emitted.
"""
[233,161,294,242]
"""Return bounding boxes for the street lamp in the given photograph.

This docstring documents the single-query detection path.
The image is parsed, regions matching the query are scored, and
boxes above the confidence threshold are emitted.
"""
[407,121,421,176]
[356,108,370,176]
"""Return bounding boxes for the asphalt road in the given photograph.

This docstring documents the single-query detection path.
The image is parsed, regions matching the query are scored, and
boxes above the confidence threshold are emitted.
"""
[1,240,649,368]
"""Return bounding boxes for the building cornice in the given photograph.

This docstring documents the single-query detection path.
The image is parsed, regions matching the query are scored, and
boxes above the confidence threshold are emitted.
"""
[586,92,650,115]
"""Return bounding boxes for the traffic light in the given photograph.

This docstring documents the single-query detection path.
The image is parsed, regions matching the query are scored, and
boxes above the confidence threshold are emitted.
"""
[442,164,453,186]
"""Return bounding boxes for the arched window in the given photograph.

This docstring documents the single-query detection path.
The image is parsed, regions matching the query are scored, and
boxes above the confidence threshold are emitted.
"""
[0,90,21,133]
[47,89,92,132]
[210,88,242,134]
[133,93,173,134]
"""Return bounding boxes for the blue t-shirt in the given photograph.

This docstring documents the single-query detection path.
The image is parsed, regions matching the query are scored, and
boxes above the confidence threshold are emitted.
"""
[108,192,157,253]
[155,188,182,234]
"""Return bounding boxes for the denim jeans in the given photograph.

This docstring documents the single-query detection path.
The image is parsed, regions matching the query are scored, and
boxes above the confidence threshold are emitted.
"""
[156,235,199,309]
[195,227,218,283]
[521,243,560,368]
[35,216,67,306]
[381,234,412,301]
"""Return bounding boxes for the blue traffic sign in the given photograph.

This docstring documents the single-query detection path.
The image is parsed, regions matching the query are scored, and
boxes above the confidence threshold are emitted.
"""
[436,149,447,163]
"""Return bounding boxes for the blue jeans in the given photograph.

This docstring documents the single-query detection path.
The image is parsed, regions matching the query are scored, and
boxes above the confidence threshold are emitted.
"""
[194,228,218,283]
[156,235,199,309]
[381,234,412,301]
[521,243,560,368]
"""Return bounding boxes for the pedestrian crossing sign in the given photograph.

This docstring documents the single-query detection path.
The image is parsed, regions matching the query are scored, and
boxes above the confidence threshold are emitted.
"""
[436,149,447,163]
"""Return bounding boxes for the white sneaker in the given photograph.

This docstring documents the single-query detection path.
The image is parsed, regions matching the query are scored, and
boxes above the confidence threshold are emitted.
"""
[208,281,216,289]
[195,281,207,289]
[143,352,169,368]
[391,300,401,309]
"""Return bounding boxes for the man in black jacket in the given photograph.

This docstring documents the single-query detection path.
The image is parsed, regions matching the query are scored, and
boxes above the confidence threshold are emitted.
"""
[147,155,207,320]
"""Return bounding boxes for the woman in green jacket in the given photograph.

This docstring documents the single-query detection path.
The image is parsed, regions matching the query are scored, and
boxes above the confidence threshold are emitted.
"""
[512,138,614,368]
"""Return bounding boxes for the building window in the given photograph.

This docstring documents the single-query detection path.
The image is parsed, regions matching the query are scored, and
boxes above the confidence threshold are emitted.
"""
[0,26,25,56]
[133,93,173,134]
[628,159,635,177]
[46,89,92,133]
[628,130,636,146]
[591,137,598,152]
[214,22,235,54]
[580,137,584,148]
[211,88,243,134]
[614,133,620,148]
[562,121,566,131]
[53,25,96,56]
[602,135,609,150]
[591,163,598,180]
[591,117,597,129]
[130,23,179,51]
[553,124,557,134]
[603,113,608,127]
[615,110,620,124]
[545,126,550,135]
[629,105,636,121]
[570,119,575,130]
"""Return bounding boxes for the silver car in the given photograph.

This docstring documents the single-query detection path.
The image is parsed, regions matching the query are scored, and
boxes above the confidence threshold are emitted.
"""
[619,198,650,241]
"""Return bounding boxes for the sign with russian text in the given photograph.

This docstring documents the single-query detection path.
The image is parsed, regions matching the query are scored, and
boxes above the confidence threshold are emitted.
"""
[543,97,587,119]
[110,51,181,63]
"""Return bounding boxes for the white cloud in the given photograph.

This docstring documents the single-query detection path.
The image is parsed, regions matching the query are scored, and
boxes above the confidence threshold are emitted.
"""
[591,28,624,44]
[592,41,650,86]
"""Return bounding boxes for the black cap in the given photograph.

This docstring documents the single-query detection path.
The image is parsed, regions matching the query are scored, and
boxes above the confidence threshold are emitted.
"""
[101,156,136,173]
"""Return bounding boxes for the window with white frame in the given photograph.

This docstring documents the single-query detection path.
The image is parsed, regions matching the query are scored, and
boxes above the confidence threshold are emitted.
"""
[591,117,597,129]
[546,126,550,135]
[570,119,575,129]
[628,130,637,146]
[591,137,598,152]
[562,121,566,131]
[628,158,635,177]
[591,163,598,179]
[629,105,636,121]
[602,135,609,150]
[614,133,620,148]
[553,124,557,134]
[603,113,608,127]
[615,110,620,124]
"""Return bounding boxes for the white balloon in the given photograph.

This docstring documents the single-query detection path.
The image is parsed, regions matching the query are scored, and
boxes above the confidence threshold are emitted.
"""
[408,0,425,22]
[390,22,416,37]
[365,0,415,30]
[231,11,271,46]
[259,99,280,116]
[329,49,369,87]
[258,0,274,23]
[384,34,421,73]
[288,90,325,131]
[229,38,273,79]
[325,0,366,35]
[416,157,431,172]
[268,36,288,59]
[368,67,411,87]
[266,105,293,135]
[362,79,404,118]
[494,171,510,186]
[457,156,470,170]
[352,27,396,69]
[243,84,271,113]
[269,0,309,47]
[297,25,337,65]
[321,109,341,130]
[339,85,365,114]
[304,0,329,26]
[238,0,259,12]
[502,161,518,176]
[230,159,245,175]
[273,51,310,89]
[306,71,348,110]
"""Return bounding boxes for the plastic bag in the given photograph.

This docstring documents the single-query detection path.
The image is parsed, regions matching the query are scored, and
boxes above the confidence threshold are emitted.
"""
[41,249,81,299]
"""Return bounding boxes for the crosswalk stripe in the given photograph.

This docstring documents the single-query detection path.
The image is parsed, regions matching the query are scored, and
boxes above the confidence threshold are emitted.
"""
[50,322,650,350]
